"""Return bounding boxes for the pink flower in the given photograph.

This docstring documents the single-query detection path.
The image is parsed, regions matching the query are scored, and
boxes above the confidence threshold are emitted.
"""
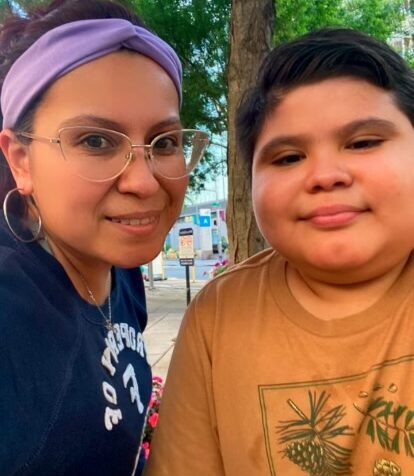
[142,442,150,460]
[152,375,163,383]
[148,412,159,428]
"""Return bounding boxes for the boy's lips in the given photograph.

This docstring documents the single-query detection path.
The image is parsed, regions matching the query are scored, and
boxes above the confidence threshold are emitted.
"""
[301,205,367,227]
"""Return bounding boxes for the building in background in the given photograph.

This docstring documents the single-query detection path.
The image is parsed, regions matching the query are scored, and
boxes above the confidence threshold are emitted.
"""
[166,198,228,259]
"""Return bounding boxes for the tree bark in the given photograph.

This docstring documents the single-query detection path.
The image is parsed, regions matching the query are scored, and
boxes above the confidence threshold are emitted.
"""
[227,0,275,264]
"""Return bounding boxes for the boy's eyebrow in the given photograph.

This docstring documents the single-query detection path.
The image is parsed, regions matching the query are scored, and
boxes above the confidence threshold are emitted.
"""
[254,134,310,161]
[337,118,398,139]
[254,118,398,161]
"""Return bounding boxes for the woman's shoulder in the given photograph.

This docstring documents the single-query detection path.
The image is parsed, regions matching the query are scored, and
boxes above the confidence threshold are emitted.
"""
[0,219,23,259]
[0,223,76,327]
[0,217,39,274]
[0,234,35,291]
[0,236,46,288]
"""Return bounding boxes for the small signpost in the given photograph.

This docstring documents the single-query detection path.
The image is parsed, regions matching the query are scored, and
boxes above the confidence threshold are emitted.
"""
[179,228,194,305]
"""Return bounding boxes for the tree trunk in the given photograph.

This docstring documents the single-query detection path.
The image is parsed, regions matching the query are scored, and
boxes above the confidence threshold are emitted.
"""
[227,0,275,264]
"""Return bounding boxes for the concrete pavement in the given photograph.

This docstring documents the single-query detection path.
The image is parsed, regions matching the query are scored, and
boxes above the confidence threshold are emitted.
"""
[144,278,205,379]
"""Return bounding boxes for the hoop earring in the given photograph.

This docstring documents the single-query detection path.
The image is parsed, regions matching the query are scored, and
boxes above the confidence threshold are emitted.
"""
[3,187,42,243]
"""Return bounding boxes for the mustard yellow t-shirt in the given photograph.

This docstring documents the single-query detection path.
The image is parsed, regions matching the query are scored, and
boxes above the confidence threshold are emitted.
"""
[145,249,414,475]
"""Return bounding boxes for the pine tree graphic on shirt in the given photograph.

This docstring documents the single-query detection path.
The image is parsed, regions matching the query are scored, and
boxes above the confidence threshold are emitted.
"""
[277,390,353,475]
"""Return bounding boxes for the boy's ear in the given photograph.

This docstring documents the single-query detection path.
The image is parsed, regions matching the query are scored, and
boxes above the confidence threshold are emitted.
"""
[0,129,33,194]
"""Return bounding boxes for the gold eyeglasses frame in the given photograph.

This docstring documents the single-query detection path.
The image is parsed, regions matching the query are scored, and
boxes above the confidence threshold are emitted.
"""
[16,126,209,182]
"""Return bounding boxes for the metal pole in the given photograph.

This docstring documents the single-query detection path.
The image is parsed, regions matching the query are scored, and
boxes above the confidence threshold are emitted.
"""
[148,261,155,290]
[185,265,191,305]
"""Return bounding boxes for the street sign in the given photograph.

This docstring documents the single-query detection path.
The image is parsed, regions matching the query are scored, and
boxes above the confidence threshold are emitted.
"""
[179,228,194,267]
[178,228,194,304]
[199,215,211,227]
[199,208,211,228]
[179,257,195,266]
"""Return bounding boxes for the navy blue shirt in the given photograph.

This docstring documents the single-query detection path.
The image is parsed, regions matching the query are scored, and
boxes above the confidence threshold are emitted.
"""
[0,218,152,475]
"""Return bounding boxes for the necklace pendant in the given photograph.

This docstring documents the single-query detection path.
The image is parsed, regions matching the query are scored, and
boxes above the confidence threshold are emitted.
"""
[106,320,114,332]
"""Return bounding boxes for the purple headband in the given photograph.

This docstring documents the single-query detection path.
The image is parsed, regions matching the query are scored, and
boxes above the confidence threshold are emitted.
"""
[1,19,182,129]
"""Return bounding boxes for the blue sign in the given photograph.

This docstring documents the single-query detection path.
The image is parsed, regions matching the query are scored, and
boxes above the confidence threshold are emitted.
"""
[199,215,211,227]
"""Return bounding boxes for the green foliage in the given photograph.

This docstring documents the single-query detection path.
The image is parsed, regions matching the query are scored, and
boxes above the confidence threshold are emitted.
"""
[274,0,403,44]
[404,53,414,68]
[341,0,404,40]
[274,0,343,43]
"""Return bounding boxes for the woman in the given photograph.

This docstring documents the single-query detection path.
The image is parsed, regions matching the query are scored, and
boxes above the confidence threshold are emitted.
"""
[0,1,208,475]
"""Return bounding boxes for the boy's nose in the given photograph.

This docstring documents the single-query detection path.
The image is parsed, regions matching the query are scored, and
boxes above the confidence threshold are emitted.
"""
[304,154,353,193]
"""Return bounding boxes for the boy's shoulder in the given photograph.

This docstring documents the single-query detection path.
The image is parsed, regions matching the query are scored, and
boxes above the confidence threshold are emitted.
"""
[223,247,279,275]
[199,247,283,298]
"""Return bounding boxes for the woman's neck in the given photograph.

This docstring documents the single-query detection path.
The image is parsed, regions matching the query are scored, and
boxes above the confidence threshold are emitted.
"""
[43,234,111,304]
[286,257,410,320]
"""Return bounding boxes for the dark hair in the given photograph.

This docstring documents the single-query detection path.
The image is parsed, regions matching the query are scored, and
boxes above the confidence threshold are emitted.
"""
[0,0,146,215]
[236,27,414,171]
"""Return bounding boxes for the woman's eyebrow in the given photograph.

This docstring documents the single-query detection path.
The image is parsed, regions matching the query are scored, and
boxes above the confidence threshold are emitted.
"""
[145,117,183,136]
[59,114,123,130]
[58,114,183,135]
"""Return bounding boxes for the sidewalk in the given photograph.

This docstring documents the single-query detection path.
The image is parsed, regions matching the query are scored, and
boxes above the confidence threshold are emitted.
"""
[144,278,205,379]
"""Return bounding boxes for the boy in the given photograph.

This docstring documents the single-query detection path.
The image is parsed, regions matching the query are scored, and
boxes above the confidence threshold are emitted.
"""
[145,28,414,475]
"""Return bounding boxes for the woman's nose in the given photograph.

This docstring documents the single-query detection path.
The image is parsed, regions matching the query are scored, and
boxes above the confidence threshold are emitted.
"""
[116,147,160,197]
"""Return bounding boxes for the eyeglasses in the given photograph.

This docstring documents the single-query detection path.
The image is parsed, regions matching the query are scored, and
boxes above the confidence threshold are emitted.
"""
[17,126,210,182]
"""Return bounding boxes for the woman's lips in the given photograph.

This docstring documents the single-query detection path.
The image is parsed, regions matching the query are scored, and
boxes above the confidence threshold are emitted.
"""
[105,211,162,235]
[301,205,367,227]
[108,216,157,226]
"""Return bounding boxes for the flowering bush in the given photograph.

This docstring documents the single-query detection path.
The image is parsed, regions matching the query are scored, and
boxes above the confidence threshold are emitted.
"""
[209,258,230,279]
[141,375,164,460]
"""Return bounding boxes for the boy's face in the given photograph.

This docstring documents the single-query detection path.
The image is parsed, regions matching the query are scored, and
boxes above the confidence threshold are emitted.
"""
[252,77,414,282]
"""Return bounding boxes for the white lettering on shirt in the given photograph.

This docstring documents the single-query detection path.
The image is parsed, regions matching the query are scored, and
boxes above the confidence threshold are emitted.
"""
[100,323,147,431]
[123,363,144,414]
[101,347,116,377]
[129,327,136,351]
[136,332,145,358]
[104,407,123,431]
[102,382,118,405]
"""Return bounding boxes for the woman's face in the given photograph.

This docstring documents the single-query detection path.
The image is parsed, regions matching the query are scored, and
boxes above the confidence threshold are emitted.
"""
[17,51,187,267]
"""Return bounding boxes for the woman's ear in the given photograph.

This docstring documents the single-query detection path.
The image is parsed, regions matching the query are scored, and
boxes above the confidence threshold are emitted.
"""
[0,129,33,194]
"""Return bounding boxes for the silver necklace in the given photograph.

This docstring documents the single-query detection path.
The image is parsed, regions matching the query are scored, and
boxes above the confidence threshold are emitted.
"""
[78,271,114,332]
[40,234,113,331]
